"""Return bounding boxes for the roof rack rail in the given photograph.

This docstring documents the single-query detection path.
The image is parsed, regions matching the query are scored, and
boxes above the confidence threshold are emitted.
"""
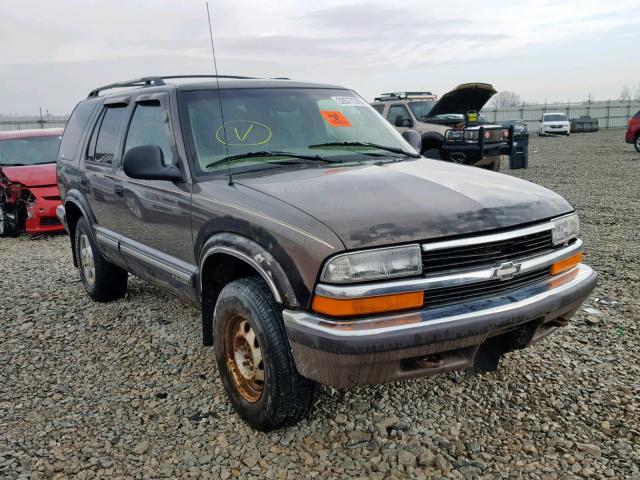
[87,74,258,98]
[374,91,436,102]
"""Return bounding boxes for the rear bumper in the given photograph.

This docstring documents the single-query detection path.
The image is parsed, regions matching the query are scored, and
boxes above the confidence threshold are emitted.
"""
[625,128,637,143]
[283,264,597,388]
[56,204,67,231]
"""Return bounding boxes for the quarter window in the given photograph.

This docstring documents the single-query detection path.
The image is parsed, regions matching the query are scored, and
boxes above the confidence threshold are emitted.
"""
[59,100,97,160]
[124,102,174,166]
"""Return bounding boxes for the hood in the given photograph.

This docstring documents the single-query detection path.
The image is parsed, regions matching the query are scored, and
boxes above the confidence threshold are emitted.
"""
[0,164,57,187]
[428,83,497,118]
[237,159,573,250]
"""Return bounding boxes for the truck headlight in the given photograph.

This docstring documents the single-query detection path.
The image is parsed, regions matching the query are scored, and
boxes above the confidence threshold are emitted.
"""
[551,213,580,246]
[321,244,422,284]
[445,130,464,142]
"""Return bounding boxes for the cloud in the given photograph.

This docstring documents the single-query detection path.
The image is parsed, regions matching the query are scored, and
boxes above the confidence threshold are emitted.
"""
[0,0,639,113]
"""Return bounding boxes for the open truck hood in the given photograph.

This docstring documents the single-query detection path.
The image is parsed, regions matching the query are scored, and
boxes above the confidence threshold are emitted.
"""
[428,83,497,118]
[237,158,573,250]
[0,164,57,187]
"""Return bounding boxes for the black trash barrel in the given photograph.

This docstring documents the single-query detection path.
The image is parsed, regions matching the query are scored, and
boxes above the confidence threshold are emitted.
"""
[509,133,529,169]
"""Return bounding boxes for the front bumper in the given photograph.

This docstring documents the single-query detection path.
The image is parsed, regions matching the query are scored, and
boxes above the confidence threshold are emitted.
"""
[541,127,570,135]
[440,142,504,165]
[284,264,597,388]
[25,195,64,234]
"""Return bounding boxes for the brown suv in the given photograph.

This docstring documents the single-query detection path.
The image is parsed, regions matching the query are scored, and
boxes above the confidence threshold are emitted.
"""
[57,75,597,430]
[371,83,511,170]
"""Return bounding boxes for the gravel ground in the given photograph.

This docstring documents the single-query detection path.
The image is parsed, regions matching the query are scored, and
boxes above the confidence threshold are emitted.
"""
[1,129,639,479]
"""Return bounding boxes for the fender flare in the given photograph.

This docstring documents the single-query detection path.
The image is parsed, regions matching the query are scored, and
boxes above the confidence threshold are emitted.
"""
[420,131,444,151]
[198,232,300,307]
[63,190,98,266]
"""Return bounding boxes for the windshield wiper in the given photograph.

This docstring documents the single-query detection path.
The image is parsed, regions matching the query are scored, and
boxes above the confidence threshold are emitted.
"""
[308,142,420,158]
[204,151,340,170]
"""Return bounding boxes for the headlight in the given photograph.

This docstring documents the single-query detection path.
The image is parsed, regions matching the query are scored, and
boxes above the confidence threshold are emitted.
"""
[551,213,580,246]
[321,244,422,284]
[445,130,464,142]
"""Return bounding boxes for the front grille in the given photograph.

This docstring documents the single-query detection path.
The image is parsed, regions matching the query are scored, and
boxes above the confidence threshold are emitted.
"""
[40,217,61,226]
[422,229,553,275]
[424,267,551,309]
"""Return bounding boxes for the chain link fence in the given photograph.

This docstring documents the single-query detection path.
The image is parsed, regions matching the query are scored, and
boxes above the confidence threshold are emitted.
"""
[0,115,68,132]
[1,99,639,132]
[481,99,640,130]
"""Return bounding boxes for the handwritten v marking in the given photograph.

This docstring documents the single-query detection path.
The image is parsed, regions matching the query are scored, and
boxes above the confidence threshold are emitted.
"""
[234,123,255,142]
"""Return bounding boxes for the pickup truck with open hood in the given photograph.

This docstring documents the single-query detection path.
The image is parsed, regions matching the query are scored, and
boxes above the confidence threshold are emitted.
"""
[371,83,512,171]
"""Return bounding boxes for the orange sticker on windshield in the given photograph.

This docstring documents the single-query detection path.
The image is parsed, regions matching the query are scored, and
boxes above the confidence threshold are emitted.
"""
[320,110,352,127]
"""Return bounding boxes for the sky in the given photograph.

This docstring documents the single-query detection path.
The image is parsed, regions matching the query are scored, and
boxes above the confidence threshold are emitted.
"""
[1,0,639,115]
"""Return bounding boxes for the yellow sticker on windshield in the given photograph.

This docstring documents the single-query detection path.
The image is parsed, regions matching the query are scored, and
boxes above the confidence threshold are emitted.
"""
[215,120,272,145]
[320,110,352,127]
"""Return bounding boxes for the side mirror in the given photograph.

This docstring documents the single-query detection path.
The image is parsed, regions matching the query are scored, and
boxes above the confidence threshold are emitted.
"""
[123,145,182,182]
[401,130,422,154]
[401,118,413,128]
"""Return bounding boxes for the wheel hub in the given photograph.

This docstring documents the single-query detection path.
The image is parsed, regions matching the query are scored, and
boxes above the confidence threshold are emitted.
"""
[79,234,96,288]
[224,315,264,403]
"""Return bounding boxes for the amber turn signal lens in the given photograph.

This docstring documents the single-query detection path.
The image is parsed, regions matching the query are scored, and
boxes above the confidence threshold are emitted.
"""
[550,252,582,275]
[312,291,424,317]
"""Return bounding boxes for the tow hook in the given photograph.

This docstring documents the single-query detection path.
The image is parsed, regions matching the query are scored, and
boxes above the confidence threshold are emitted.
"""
[413,354,444,369]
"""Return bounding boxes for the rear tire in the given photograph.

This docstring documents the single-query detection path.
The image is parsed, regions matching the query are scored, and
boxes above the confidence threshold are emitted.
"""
[635,134,640,152]
[214,277,315,431]
[74,217,128,301]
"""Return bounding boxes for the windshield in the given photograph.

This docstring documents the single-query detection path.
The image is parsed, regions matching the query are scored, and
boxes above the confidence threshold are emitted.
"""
[543,114,568,122]
[408,101,436,120]
[180,88,415,175]
[0,136,62,166]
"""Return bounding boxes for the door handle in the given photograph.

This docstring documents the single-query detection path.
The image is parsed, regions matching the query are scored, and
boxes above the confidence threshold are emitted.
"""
[114,185,123,197]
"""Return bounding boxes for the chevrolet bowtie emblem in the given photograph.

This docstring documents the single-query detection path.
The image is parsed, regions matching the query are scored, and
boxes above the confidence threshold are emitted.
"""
[493,261,521,281]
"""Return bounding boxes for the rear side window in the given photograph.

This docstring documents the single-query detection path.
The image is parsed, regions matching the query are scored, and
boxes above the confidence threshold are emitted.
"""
[371,104,384,115]
[124,102,174,165]
[87,106,127,164]
[59,101,96,160]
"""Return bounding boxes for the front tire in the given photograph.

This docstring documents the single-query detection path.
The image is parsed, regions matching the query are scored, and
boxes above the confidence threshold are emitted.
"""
[74,217,128,301]
[214,277,315,431]
[0,204,18,237]
[480,157,501,171]
[635,134,640,152]
[422,148,441,159]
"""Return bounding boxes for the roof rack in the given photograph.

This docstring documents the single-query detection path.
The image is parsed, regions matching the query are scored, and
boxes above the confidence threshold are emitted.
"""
[374,91,437,102]
[87,74,259,98]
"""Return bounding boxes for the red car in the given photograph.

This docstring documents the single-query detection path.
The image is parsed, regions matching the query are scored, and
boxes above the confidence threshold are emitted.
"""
[0,128,65,236]
[626,110,640,152]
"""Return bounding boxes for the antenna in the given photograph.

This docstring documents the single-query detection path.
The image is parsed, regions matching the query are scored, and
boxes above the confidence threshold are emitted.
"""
[206,2,233,185]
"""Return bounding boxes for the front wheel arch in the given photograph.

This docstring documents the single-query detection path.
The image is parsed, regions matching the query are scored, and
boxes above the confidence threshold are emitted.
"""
[421,132,444,154]
[198,234,300,346]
